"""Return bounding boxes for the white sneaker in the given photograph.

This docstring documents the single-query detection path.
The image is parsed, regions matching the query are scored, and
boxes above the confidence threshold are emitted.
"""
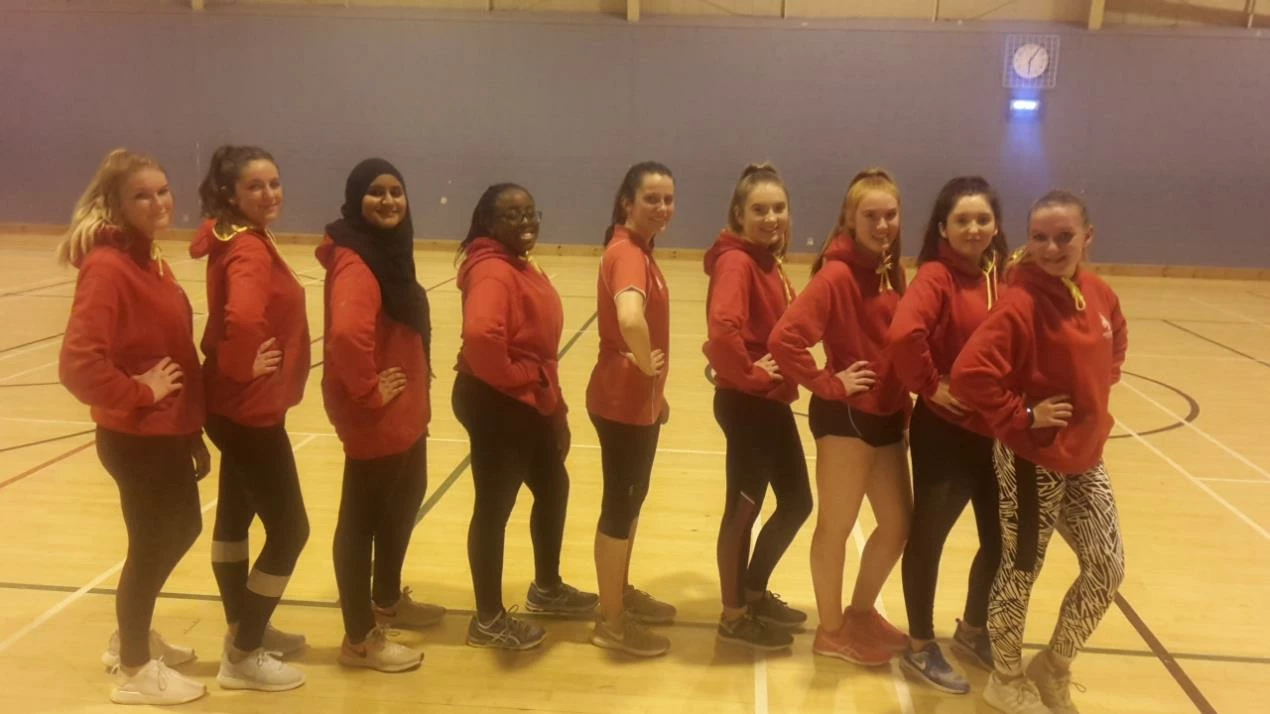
[101,630,197,671]
[338,627,422,673]
[110,659,206,705]
[217,648,305,692]
[223,622,307,658]
[983,671,1053,713]
[1027,651,1081,713]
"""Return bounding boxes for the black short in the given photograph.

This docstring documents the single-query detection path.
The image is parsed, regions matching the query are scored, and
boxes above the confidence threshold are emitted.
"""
[807,395,906,447]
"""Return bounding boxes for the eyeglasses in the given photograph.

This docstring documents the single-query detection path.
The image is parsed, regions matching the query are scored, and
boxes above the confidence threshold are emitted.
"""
[498,209,543,225]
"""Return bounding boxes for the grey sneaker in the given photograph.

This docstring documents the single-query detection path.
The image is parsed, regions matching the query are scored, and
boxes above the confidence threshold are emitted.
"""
[466,607,546,650]
[717,613,794,651]
[374,587,446,629]
[623,584,676,625]
[524,580,599,616]
[1027,650,1081,713]
[590,615,670,657]
[748,591,807,630]
[952,619,993,671]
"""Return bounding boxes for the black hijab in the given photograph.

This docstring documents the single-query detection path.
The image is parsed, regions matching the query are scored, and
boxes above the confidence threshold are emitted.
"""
[325,158,431,365]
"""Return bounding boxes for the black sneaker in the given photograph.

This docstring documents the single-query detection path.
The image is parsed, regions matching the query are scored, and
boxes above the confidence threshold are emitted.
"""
[524,580,599,616]
[748,591,807,630]
[466,607,546,650]
[717,613,794,651]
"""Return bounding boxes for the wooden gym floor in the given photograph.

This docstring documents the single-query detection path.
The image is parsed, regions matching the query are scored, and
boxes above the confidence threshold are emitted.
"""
[0,234,1266,713]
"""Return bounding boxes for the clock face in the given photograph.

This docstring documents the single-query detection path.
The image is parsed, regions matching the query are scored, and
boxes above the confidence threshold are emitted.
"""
[1012,43,1050,80]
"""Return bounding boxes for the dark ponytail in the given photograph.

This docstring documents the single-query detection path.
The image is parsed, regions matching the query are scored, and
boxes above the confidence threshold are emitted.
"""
[604,161,673,244]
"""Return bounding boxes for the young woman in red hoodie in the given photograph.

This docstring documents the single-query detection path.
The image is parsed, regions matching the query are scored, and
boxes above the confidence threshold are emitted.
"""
[952,191,1127,714]
[706,164,811,651]
[319,158,440,673]
[192,145,310,692]
[585,161,677,658]
[888,176,1008,694]
[58,149,208,705]
[769,168,911,666]
[453,183,598,651]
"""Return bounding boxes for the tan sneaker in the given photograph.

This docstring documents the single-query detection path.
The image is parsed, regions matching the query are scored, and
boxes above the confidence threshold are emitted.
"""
[1027,651,1081,713]
[373,587,446,629]
[590,614,670,657]
[983,671,1053,714]
[339,627,422,673]
[217,648,305,692]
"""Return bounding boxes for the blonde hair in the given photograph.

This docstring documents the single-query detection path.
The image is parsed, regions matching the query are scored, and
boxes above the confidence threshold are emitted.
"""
[726,162,792,258]
[811,168,903,285]
[57,149,163,268]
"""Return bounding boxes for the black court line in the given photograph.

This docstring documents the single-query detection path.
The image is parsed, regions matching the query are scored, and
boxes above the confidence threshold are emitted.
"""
[0,278,77,299]
[0,332,63,356]
[1164,319,1270,370]
[413,310,599,526]
[0,579,1265,668]
[0,429,96,455]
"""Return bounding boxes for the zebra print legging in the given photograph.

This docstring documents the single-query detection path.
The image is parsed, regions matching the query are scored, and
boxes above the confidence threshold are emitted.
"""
[988,441,1126,676]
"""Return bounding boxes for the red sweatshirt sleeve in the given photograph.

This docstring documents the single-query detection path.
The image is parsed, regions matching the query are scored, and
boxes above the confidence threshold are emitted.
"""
[887,266,947,398]
[462,273,542,392]
[218,237,273,383]
[328,254,384,410]
[1109,291,1128,384]
[59,259,156,409]
[706,257,774,392]
[768,269,848,401]
[950,297,1033,435]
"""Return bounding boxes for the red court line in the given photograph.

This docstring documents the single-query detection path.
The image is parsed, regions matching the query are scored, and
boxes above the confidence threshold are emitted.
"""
[0,440,95,491]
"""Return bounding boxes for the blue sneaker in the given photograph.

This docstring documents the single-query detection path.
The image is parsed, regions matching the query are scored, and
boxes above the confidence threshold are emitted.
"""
[952,619,994,671]
[900,642,970,694]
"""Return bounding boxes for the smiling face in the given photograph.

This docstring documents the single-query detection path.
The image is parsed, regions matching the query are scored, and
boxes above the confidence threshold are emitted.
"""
[623,172,675,241]
[490,188,540,253]
[1027,203,1092,278]
[117,168,174,239]
[940,193,998,263]
[736,181,789,250]
[361,173,407,230]
[850,189,900,256]
[230,159,283,228]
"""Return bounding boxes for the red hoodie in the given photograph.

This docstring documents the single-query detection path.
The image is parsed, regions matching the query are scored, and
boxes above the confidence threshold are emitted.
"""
[951,261,1128,473]
[190,219,310,428]
[887,241,999,436]
[585,225,670,426]
[317,238,430,460]
[703,230,798,403]
[456,238,565,416]
[59,227,205,436]
[768,234,909,417]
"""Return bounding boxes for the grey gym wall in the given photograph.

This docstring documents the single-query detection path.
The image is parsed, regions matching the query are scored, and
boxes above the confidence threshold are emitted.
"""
[2,6,1267,267]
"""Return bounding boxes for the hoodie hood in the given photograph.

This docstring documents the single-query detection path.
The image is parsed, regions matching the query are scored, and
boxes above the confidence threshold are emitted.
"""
[703,229,777,275]
[457,237,524,291]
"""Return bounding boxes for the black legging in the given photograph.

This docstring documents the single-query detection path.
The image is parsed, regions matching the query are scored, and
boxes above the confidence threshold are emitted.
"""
[452,373,569,617]
[333,436,429,643]
[713,389,813,609]
[901,398,1000,641]
[590,414,660,539]
[206,414,310,652]
[96,428,203,669]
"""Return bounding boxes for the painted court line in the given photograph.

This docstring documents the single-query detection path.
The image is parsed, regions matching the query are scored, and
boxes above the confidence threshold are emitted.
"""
[0,434,317,654]
[849,520,915,714]
[1119,378,1270,481]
